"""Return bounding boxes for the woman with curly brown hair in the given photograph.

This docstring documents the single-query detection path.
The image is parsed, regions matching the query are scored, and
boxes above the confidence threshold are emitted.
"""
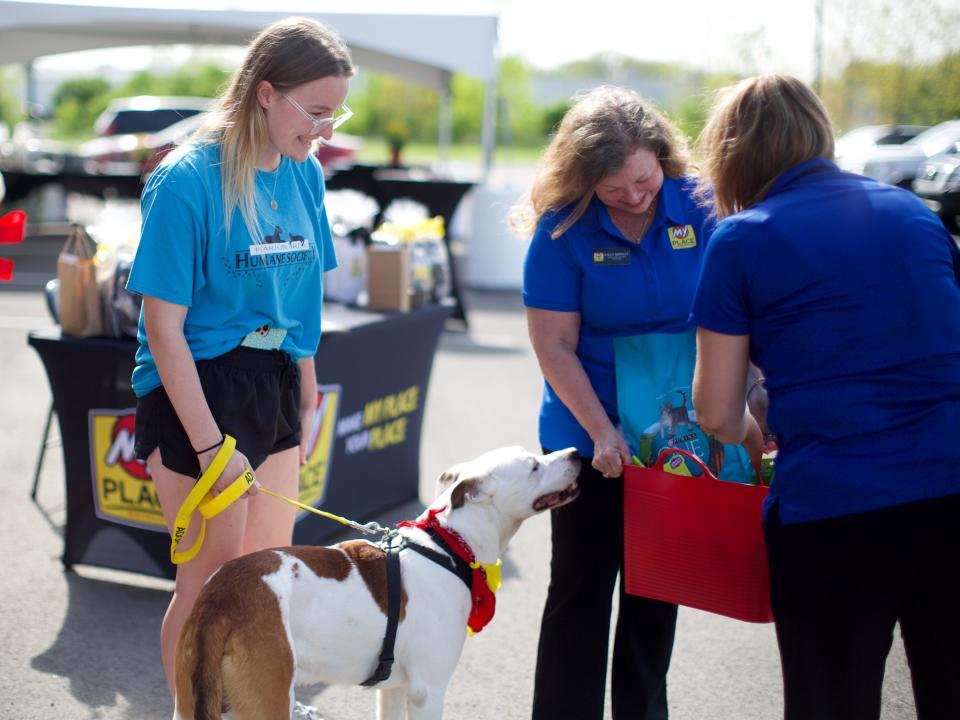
[516,86,716,720]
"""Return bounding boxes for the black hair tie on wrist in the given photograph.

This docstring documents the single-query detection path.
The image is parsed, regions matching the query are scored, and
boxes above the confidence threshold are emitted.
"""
[194,437,225,455]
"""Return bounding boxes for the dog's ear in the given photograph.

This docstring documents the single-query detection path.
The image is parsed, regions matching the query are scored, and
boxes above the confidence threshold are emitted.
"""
[436,463,466,498]
[450,476,491,509]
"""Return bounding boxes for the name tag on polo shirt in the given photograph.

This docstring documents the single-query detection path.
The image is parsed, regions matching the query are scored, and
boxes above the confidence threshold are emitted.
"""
[593,248,631,265]
[668,224,697,249]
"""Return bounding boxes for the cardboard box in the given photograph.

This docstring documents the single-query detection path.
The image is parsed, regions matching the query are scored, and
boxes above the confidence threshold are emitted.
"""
[366,244,410,312]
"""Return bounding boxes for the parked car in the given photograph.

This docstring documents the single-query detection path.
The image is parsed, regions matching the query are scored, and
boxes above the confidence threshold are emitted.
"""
[913,144,960,233]
[76,95,213,176]
[858,119,960,187]
[93,95,212,136]
[835,124,928,174]
[141,113,363,179]
[0,121,68,176]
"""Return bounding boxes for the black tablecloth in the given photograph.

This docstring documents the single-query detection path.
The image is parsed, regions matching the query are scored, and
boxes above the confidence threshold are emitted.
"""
[28,302,450,579]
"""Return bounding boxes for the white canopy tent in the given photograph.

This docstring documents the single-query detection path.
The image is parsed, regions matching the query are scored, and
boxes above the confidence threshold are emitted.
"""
[0,0,499,172]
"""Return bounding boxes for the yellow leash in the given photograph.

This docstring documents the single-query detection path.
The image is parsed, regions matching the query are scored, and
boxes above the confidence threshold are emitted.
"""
[170,434,256,564]
[258,487,378,531]
[171,435,396,564]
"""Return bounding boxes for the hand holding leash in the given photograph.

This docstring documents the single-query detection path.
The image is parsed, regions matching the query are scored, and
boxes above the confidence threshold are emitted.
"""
[198,441,258,497]
[171,435,258,564]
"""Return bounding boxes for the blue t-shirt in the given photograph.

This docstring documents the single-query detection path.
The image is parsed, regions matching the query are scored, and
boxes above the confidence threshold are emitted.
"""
[127,142,338,396]
[523,176,715,455]
[691,157,960,524]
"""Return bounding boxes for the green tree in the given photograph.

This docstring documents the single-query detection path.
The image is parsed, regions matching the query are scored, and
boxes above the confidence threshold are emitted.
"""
[50,76,112,137]
[450,72,485,144]
[541,100,570,136]
[497,55,542,147]
[0,67,22,129]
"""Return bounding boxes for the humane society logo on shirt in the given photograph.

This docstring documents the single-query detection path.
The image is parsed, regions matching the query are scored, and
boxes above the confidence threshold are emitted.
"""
[249,224,311,256]
[226,223,316,278]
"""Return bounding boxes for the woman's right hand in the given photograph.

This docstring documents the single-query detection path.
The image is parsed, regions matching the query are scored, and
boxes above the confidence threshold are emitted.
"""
[591,430,632,478]
[198,445,259,498]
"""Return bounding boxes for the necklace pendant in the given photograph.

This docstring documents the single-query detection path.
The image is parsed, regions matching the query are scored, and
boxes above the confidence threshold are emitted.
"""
[270,199,278,211]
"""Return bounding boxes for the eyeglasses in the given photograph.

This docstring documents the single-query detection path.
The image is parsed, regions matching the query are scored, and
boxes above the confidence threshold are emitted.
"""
[282,93,352,133]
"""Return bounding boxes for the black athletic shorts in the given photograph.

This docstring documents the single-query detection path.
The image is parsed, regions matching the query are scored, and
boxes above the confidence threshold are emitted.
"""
[134,345,302,478]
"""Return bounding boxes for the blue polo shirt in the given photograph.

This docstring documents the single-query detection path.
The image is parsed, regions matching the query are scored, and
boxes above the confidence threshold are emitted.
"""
[523,176,715,455]
[691,157,960,524]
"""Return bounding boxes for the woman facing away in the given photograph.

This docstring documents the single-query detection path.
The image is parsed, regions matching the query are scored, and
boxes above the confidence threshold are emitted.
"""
[691,74,960,719]
[125,16,354,711]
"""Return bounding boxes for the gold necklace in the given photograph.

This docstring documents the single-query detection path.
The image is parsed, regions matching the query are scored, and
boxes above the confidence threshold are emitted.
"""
[258,160,283,211]
[611,196,658,243]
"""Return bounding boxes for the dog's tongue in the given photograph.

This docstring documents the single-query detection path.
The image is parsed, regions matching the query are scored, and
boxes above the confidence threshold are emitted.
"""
[533,492,562,512]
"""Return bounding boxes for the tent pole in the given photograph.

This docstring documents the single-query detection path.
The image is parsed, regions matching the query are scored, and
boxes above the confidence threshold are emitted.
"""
[481,75,496,182]
[437,71,452,171]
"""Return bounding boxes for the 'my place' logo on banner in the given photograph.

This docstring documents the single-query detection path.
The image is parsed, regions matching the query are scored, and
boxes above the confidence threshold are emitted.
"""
[88,409,165,531]
[88,394,342,531]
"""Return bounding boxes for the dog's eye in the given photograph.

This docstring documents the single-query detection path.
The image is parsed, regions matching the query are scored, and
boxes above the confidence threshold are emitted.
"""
[531,462,541,472]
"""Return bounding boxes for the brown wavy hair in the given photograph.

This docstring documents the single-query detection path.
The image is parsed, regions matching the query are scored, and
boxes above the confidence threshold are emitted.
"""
[511,85,691,238]
[695,74,835,218]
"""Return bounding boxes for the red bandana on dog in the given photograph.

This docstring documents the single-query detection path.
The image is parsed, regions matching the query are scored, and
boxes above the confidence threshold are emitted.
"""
[398,507,498,634]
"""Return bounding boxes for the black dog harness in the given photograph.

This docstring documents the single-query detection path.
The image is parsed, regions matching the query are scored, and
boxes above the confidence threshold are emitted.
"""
[359,530,474,686]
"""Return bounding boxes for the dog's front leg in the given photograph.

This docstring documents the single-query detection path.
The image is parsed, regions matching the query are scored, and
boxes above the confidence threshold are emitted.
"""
[376,686,406,720]
[405,686,446,720]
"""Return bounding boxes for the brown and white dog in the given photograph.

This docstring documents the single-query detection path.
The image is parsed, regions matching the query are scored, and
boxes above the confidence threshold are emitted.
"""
[173,446,580,720]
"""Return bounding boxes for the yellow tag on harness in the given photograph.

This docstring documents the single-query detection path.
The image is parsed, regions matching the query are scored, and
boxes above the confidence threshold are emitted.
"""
[169,435,255,565]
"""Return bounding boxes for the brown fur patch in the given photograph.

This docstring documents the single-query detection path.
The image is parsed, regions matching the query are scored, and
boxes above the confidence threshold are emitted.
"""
[450,477,479,509]
[339,541,408,621]
[175,550,295,720]
[283,545,351,582]
[437,468,459,489]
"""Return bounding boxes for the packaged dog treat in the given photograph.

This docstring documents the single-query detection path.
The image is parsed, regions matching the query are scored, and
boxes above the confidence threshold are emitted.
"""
[614,332,760,485]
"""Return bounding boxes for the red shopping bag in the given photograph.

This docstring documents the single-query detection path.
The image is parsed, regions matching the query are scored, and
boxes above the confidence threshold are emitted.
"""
[0,211,27,281]
[623,448,773,623]
[0,210,26,244]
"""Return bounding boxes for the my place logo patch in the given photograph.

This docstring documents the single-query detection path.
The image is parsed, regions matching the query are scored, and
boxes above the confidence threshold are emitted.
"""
[668,225,697,249]
[88,408,165,531]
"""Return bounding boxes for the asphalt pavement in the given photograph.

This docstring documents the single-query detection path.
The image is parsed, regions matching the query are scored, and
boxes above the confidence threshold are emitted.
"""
[0,270,919,719]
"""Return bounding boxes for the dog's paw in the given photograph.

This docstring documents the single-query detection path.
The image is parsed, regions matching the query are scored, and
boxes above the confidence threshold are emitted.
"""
[293,701,324,720]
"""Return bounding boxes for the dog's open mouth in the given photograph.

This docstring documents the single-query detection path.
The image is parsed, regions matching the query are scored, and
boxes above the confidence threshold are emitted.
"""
[533,482,580,511]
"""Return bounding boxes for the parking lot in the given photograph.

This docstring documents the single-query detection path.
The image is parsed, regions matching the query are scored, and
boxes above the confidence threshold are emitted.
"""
[0,234,921,718]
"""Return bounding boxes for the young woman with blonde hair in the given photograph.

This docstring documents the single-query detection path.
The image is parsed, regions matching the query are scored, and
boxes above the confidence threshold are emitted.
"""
[517,86,716,720]
[692,74,960,719]
[126,16,354,708]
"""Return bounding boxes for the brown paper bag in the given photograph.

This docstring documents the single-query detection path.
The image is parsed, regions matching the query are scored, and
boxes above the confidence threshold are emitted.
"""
[57,224,104,337]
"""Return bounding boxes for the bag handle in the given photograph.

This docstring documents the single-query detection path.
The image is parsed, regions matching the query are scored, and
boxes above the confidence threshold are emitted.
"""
[652,446,768,487]
[61,224,97,260]
[653,447,713,476]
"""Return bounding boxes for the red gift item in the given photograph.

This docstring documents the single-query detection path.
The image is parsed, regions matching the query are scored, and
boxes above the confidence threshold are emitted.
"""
[0,257,13,281]
[623,447,773,623]
[0,211,27,245]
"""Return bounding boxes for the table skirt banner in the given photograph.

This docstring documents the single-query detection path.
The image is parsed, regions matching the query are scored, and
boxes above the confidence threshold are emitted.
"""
[86,384,341,533]
[28,303,450,579]
[623,448,773,623]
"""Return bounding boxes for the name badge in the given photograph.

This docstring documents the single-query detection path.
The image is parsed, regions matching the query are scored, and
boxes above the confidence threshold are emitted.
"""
[592,248,630,265]
[668,225,697,249]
